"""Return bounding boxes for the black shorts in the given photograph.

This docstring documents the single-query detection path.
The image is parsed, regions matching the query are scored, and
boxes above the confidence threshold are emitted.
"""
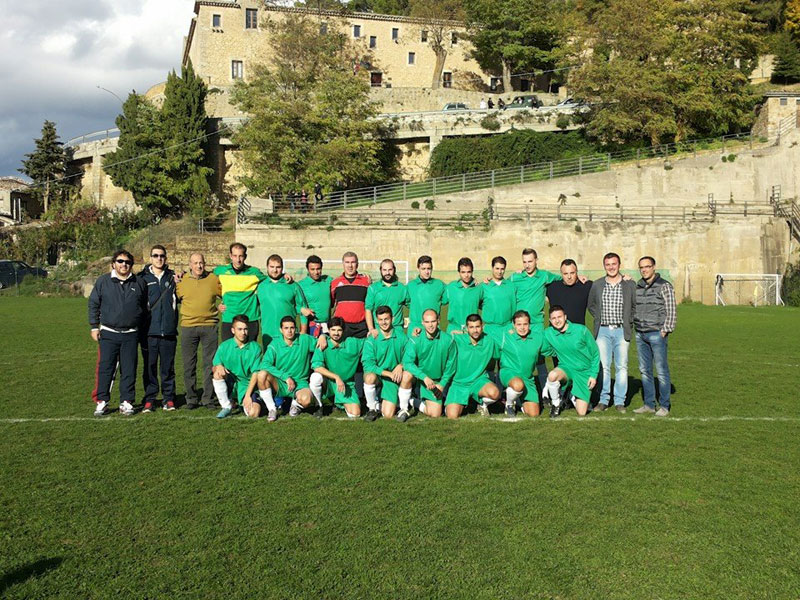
[343,320,368,339]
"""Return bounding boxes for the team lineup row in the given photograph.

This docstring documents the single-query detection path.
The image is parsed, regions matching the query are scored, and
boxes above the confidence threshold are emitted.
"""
[87,244,676,419]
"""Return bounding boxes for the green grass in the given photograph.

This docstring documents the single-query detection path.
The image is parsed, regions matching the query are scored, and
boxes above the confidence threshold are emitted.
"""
[1,298,799,599]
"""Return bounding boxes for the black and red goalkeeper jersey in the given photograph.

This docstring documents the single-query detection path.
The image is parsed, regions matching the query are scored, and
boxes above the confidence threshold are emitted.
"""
[330,273,370,324]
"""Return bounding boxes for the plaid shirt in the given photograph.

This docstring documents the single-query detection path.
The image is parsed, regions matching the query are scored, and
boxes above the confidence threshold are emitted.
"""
[600,281,624,326]
[661,281,677,333]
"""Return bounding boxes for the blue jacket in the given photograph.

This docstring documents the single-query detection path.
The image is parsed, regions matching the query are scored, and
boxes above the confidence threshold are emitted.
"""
[88,271,148,331]
[139,265,178,336]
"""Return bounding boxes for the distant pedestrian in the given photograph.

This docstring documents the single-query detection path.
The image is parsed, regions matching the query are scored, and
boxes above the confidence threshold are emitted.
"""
[498,98,506,109]
[479,98,487,109]
[314,183,323,209]
[487,98,494,109]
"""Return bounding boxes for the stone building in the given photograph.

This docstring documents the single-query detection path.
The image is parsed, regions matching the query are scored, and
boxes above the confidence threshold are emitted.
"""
[0,177,40,225]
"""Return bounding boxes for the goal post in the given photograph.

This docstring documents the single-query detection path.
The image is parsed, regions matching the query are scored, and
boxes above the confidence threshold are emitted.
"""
[284,259,410,284]
[714,273,784,306]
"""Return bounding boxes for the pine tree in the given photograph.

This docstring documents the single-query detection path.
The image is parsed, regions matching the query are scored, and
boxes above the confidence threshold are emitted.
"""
[771,32,800,84]
[19,120,68,213]
[785,0,800,36]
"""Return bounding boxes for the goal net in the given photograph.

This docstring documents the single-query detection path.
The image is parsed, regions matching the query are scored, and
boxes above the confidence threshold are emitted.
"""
[284,259,411,284]
[714,273,784,306]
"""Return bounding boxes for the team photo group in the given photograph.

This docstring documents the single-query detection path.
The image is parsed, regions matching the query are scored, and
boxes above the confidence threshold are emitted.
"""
[87,242,676,422]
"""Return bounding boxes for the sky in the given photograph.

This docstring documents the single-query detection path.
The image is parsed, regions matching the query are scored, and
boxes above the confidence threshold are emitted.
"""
[1,0,196,177]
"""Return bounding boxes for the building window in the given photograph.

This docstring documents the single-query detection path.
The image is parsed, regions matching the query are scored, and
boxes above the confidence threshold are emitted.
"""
[490,77,501,91]
[245,8,258,29]
[353,24,361,38]
[371,72,383,87]
[369,35,377,48]
[442,72,452,88]
[320,22,328,35]
[232,60,243,79]
[408,52,415,65]
[421,30,428,43]
[392,28,399,41]
[212,14,221,28]
[451,32,458,44]
[781,97,788,106]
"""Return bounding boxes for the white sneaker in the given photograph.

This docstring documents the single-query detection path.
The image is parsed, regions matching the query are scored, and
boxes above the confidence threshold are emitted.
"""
[94,401,108,416]
[289,403,302,417]
[120,401,135,416]
[654,407,670,417]
[267,409,278,422]
[477,403,490,418]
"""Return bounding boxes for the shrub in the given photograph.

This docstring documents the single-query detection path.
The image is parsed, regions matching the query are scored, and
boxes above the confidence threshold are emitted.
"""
[782,262,800,306]
[556,114,571,130]
[480,115,501,131]
[424,199,436,211]
[410,201,420,209]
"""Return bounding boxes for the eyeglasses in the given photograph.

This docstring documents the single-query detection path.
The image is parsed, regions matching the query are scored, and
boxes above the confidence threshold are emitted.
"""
[151,254,166,258]
[638,264,655,270]
[115,259,133,265]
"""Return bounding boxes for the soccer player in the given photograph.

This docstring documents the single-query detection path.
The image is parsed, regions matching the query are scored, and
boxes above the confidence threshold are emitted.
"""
[447,314,501,419]
[541,305,600,418]
[252,316,319,421]
[500,310,545,417]
[444,257,483,333]
[256,254,312,348]
[400,309,456,418]
[211,315,263,419]
[215,243,266,343]
[297,255,332,337]
[366,259,409,335]
[310,317,365,418]
[481,256,516,345]
[406,255,447,331]
[330,251,371,339]
[362,306,409,421]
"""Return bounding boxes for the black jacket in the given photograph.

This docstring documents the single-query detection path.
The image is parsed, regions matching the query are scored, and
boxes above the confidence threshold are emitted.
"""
[88,271,148,331]
[139,265,178,336]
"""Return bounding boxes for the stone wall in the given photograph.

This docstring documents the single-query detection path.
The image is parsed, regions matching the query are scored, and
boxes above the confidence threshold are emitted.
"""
[372,87,560,113]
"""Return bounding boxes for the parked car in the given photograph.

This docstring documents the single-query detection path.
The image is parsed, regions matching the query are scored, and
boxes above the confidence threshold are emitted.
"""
[0,260,48,289]
[504,95,542,110]
[442,102,469,111]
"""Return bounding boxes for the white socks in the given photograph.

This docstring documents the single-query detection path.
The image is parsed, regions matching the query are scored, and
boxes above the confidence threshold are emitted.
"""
[480,396,496,406]
[546,380,562,407]
[364,383,379,411]
[260,388,276,412]
[309,372,323,407]
[213,379,231,409]
[398,387,412,412]
[505,387,521,408]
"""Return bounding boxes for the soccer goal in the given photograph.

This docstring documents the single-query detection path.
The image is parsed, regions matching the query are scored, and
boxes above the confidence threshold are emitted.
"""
[284,259,411,284]
[714,273,784,306]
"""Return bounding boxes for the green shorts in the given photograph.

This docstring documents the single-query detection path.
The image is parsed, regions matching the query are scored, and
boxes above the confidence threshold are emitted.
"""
[484,323,511,346]
[499,368,537,403]
[446,376,491,406]
[419,381,445,404]
[560,366,594,403]
[323,379,360,407]
[233,380,251,403]
[275,377,309,398]
[374,376,400,404]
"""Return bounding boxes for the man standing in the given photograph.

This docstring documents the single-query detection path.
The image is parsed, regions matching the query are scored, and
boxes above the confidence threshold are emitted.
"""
[211,315,263,419]
[176,252,221,410]
[362,306,408,421]
[214,243,266,343]
[448,314,501,419]
[366,259,409,334]
[444,257,483,333]
[310,317,365,418]
[406,255,447,331]
[588,252,636,413]
[139,245,179,412]
[330,251,371,339]
[500,310,544,417]
[400,309,456,418]
[88,250,148,416]
[546,259,593,325]
[297,255,332,337]
[256,254,311,348]
[481,256,516,345]
[632,256,676,417]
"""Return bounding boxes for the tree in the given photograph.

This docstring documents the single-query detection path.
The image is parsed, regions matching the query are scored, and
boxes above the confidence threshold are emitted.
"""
[772,32,800,83]
[230,13,394,199]
[19,121,69,213]
[409,0,464,89]
[349,0,410,14]
[464,0,564,93]
[786,0,800,36]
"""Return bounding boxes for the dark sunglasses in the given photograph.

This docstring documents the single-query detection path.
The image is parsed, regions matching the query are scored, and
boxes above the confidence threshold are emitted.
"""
[115,259,133,265]
[151,253,166,258]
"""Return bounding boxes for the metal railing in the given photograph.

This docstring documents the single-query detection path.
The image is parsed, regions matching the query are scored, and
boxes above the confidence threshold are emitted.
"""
[64,128,120,147]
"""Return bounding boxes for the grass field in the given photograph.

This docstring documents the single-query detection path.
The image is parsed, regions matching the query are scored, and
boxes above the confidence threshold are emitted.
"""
[1,297,799,599]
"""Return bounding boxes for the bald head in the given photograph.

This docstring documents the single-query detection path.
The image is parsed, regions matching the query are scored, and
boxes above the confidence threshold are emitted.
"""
[189,253,206,277]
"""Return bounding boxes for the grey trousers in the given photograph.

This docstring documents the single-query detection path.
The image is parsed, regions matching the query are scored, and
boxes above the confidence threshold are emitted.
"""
[181,325,219,406]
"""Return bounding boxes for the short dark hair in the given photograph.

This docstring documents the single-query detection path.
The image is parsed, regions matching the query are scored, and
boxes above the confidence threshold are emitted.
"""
[491,256,506,268]
[512,310,531,323]
[230,242,247,254]
[232,314,250,325]
[380,258,395,269]
[417,255,433,268]
[522,248,538,258]
[267,254,283,267]
[306,255,322,269]
[150,244,166,255]
[328,316,346,330]
[603,252,621,263]
[112,250,133,263]
[548,305,565,315]
[457,257,473,270]
[638,256,656,267]
[561,258,577,268]
[466,313,482,325]
[280,315,296,327]
[375,305,393,318]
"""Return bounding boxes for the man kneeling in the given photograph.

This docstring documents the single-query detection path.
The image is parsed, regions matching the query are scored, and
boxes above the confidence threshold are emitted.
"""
[500,310,544,417]
[310,317,364,418]
[541,305,600,418]
[211,315,263,419]
[447,314,500,419]
[362,305,408,421]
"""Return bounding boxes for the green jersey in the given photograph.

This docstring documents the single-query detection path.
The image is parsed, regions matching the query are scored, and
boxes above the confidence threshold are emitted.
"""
[213,264,267,323]
[260,333,316,381]
[542,322,600,375]
[500,330,543,379]
[256,277,308,339]
[212,338,263,383]
[481,279,516,326]
[511,269,560,328]
[407,277,448,328]
[444,280,483,332]
[402,329,456,386]
[365,280,409,328]
[312,337,364,382]
[297,275,332,325]
[362,328,407,376]
[452,333,499,385]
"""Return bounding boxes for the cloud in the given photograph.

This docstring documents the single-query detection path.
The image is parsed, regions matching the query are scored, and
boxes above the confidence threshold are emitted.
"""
[1,0,194,175]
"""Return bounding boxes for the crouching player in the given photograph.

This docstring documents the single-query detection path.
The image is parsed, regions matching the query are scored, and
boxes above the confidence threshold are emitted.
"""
[500,310,544,417]
[310,317,365,418]
[400,309,456,418]
[211,315,263,419]
[252,316,321,422]
[362,306,408,421]
[447,314,501,419]
[541,305,600,418]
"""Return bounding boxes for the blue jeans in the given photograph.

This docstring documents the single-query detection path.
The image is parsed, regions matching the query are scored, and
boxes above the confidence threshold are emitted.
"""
[596,326,629,406]
[635,330,671,410]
